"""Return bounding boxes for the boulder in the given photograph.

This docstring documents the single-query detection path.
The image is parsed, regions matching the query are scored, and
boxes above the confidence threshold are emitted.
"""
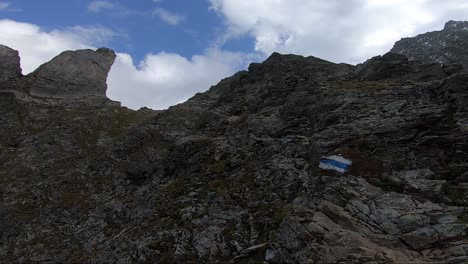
[401,227,439,250]
[436,73,468,111]
[402,224,468,250]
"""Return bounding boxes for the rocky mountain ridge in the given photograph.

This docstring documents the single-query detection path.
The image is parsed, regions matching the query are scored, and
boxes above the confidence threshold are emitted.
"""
[1,21,468,263]
[392,20,468,69]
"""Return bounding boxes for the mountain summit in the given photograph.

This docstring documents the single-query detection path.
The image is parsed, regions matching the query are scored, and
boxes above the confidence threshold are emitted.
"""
[392,20,468,69]
[1,21,468,263]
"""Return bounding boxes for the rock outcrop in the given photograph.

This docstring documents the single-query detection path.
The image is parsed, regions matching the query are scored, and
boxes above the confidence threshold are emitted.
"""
[0,45,22,82]
[29,48,116,99]
[392,20,468,69]
[1,21,468,264]
[436,73,468,111]
[0,47,119,107]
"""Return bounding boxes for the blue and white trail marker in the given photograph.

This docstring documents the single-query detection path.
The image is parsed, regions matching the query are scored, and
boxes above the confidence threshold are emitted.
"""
[319,155,352,173]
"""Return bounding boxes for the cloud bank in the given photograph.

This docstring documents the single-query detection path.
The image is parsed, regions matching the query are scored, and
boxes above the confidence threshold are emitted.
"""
[0,2,10,10]
[210,0,468,63]
[108,49,252,109]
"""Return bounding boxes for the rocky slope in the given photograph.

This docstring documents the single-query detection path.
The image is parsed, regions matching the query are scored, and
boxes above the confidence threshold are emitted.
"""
[1,22,468,264]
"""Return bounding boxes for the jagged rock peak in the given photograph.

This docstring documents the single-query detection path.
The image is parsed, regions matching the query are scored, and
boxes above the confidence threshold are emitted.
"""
[29,47,116,99]
[0,44,22,82]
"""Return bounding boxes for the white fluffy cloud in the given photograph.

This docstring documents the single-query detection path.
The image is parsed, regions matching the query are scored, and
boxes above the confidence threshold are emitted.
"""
[0,2,10,10]
[0,20,116,73]
[88,0,116,13]
[107,49,253,109]
[152,8,184,26]
[210,0,468,63]
[0,19,250,110]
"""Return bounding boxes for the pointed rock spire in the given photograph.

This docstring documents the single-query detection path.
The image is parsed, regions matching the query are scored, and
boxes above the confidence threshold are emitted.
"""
[29,48,116,99]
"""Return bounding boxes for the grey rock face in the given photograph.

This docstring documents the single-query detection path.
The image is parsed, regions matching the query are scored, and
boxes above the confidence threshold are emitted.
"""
[29,48,116,99]
[391,20,468,69]
[0,45,22,82]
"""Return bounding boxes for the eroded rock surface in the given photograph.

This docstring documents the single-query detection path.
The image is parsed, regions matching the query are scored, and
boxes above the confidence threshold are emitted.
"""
[1,21,468,264]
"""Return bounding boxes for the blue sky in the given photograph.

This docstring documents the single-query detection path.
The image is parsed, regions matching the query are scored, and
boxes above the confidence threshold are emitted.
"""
[0,0,467,109]
[2,0,238,62]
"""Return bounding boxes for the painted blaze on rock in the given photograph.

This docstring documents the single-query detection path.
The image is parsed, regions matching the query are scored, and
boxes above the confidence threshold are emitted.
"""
[319,155,352,173]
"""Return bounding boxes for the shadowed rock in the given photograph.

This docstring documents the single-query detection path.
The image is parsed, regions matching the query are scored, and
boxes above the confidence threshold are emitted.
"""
[0,45,22,82]
[29,48,116,99]
[248,52,354,82]
[436,73,468,111]
[356,52,448,81]
[356,53,416,81]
